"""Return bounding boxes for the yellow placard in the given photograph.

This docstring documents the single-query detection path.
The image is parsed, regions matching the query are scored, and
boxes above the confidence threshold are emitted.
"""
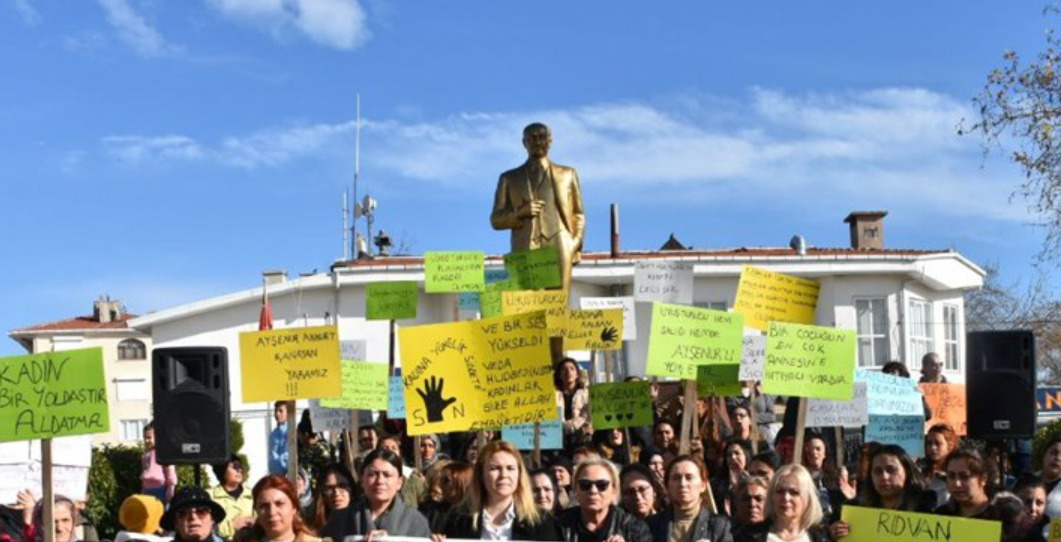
[733,265,820,331]
[840,505,1001,542]
[1048,518,1061,542]
[565,309,623,350]
[399,311,557,435]
[501,290,568,337]
[239,325,342,402]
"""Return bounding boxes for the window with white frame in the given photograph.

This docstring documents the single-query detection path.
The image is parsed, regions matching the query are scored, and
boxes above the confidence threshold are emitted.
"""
[855,298,890,367]
[908,298,934,369]
[118,338,147,360]
[114,378,149,402]
[943,304,960,371]
[120,419,149,442]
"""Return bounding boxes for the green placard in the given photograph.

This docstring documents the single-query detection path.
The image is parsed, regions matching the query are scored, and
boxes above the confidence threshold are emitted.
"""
[425,252,485,293]
[840,505,1001,542]
[366,281,418,320]
[504,246,561,289]
[646,303,744,379]
[589,381,653,430]
[480,279,518,318]
[696,364,742,397]
[320,361,389,410]
[0,348,110,441]
[762,322,856,400]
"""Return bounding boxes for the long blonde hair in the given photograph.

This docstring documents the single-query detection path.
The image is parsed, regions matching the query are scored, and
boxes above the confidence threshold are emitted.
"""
[462,440,541,527]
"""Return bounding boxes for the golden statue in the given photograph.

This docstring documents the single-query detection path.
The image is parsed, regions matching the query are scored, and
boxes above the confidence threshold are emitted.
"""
[491,123,585,291]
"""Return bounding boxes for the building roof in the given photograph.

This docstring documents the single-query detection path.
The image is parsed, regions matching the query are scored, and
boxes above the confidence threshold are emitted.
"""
[11,313,139,333]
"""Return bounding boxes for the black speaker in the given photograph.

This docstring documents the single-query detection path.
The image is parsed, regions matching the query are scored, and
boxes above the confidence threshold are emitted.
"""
[152,347,231,464]
[966,330,1036,439]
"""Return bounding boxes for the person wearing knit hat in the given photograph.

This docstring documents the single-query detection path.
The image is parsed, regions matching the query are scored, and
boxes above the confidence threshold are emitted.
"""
[161,487,226,542]
[114,495,168,542]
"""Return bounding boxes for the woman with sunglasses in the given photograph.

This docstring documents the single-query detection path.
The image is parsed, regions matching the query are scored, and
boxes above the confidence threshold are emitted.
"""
[307,463,356,531]
[620,464,661,521]
[439,440,562,540]
[207,455,255,539]
[161,487,227,542]
[321,449,431,541]
[647,454,732,542]
[238,475,319,542]
[558,457,652,542]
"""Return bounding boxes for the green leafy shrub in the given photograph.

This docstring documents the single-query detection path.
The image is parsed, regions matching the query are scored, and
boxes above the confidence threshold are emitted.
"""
[1033,418,1061,470]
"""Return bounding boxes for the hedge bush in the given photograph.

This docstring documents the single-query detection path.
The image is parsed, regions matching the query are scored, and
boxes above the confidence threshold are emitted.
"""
[1033,417,1061,470]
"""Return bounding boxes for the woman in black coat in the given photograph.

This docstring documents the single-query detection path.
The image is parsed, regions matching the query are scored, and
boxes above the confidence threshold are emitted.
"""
[647,454,732,542]
[557,457,652,542]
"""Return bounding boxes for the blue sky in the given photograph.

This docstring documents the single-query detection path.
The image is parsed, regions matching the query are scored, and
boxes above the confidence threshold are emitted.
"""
[0,0,1051,355]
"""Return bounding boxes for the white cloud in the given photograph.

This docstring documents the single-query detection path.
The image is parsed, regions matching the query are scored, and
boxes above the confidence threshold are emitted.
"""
[95,0,178,57]
[205,0,369,50]
[10,0,40,25]
[98,87,1030,223]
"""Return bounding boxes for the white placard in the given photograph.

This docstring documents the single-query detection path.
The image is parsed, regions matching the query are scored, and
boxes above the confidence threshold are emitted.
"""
[633,261,694,304]
[739,335,767,381]
[341,339,367,361]
[0,436,92,503]
[579,297,637,340]
[806,382,868,428]
[308,399,354,432]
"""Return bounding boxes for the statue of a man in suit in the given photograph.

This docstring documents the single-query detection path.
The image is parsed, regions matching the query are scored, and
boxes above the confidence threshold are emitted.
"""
[490,123,586,291]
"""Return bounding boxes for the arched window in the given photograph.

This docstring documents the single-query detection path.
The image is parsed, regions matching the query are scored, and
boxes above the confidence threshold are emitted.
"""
[118,338,146,360]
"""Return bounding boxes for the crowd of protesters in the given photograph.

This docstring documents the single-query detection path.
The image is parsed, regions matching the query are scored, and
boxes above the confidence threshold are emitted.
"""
[1,353,1053,542]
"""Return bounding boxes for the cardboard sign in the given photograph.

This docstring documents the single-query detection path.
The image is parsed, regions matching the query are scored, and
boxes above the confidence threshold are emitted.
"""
[646,303,744,379]
[479,279,519,318]
[856,369,923,416]
[565,309,624,350]
[920,383,967,435]
[387,375,406,418]
[733,265,820,331]
[580,296,637,340]
[366,281,418,320]
[0,436,93,502]
[341,339,367,361]
[866,414,925,457]
[320,361,389,410]
[0,348,109,442]
[840,505,1000,542]
[1048,518,1061,542]
[762,322,856,400]
[399,311,556,435]
[806,382,868,428]
[240,325,342,402]
[504,246,561,289]
[502,407,564,451]
[309,399,354,432]
[634,261,694,304]
[696,364,743,397]
[590,382,653,430]
[739,334,767,381]
[460,269,511,313]
[425,252,485,293]
[501,290,568,337]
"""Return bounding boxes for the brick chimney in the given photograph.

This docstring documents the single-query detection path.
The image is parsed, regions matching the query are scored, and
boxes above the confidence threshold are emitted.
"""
[93,295,124,323]
[843,211,887,250]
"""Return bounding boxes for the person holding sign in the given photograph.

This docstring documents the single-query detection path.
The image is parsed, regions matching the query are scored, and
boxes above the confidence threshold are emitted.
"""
[15,494,80,542]
[557,457,652,542]
[490,122,585,293]
[647,455,733,542]
[439,440,563,540]
[320,450,431,541]
[919,423,961,507]
[711,438,753,516]
[802,433,856,524]
[241,475,320,542]
[744,464,829,542]
[556,358,592,447]
[934,448,1002,520]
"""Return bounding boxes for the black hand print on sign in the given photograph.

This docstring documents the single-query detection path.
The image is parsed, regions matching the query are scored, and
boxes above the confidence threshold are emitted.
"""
[417,375,456,423]
[600,326,619,344]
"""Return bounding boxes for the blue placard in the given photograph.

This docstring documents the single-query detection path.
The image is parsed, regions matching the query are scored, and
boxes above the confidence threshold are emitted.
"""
[865,414,924,457]
[387,375,405,418]
[856,369,923,416]
[502,407,562,451]
[485,268,510,283]
[459,292,479,311]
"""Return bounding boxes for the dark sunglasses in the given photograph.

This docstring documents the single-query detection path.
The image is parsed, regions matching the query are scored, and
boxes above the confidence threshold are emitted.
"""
[176,507,211,520]
[577,479,611,492]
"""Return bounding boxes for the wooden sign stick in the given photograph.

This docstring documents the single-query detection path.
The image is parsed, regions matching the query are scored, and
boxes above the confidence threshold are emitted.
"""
[532,423,542,468]
[834,426,845,470]
[414,435,423,472]
[792,398,808,466]
[41,438,54,542]
[678,380,697,455]
[343,427,356,481]
[286,400,298,484]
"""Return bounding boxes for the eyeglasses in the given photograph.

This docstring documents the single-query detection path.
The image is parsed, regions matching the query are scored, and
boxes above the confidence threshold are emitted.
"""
[323,483,351,495]
[577,479,611,492]
[622,485,652,498]
[176,507,211,520]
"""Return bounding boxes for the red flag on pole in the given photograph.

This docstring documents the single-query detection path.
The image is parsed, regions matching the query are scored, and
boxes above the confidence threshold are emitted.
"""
[259,280,273,331]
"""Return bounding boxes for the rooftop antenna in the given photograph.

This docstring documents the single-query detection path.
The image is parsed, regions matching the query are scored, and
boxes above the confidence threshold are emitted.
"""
[350,94,361,260]
[341,190,350,260]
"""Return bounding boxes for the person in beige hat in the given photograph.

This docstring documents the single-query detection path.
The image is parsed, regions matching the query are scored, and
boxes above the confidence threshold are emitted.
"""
[115,495,168,542]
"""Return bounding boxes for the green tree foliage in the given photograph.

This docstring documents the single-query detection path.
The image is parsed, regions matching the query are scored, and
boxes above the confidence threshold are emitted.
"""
[965,5,1061,260]
[1033,416,1061,469]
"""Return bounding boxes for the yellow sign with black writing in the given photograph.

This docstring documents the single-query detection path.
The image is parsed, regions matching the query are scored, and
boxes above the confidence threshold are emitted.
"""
[240,325,342,402]
[565,309,624,350]
[733,265,820,331]
[399,311,557,436]
[501,290,568,337]
[840,505,1001,542]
